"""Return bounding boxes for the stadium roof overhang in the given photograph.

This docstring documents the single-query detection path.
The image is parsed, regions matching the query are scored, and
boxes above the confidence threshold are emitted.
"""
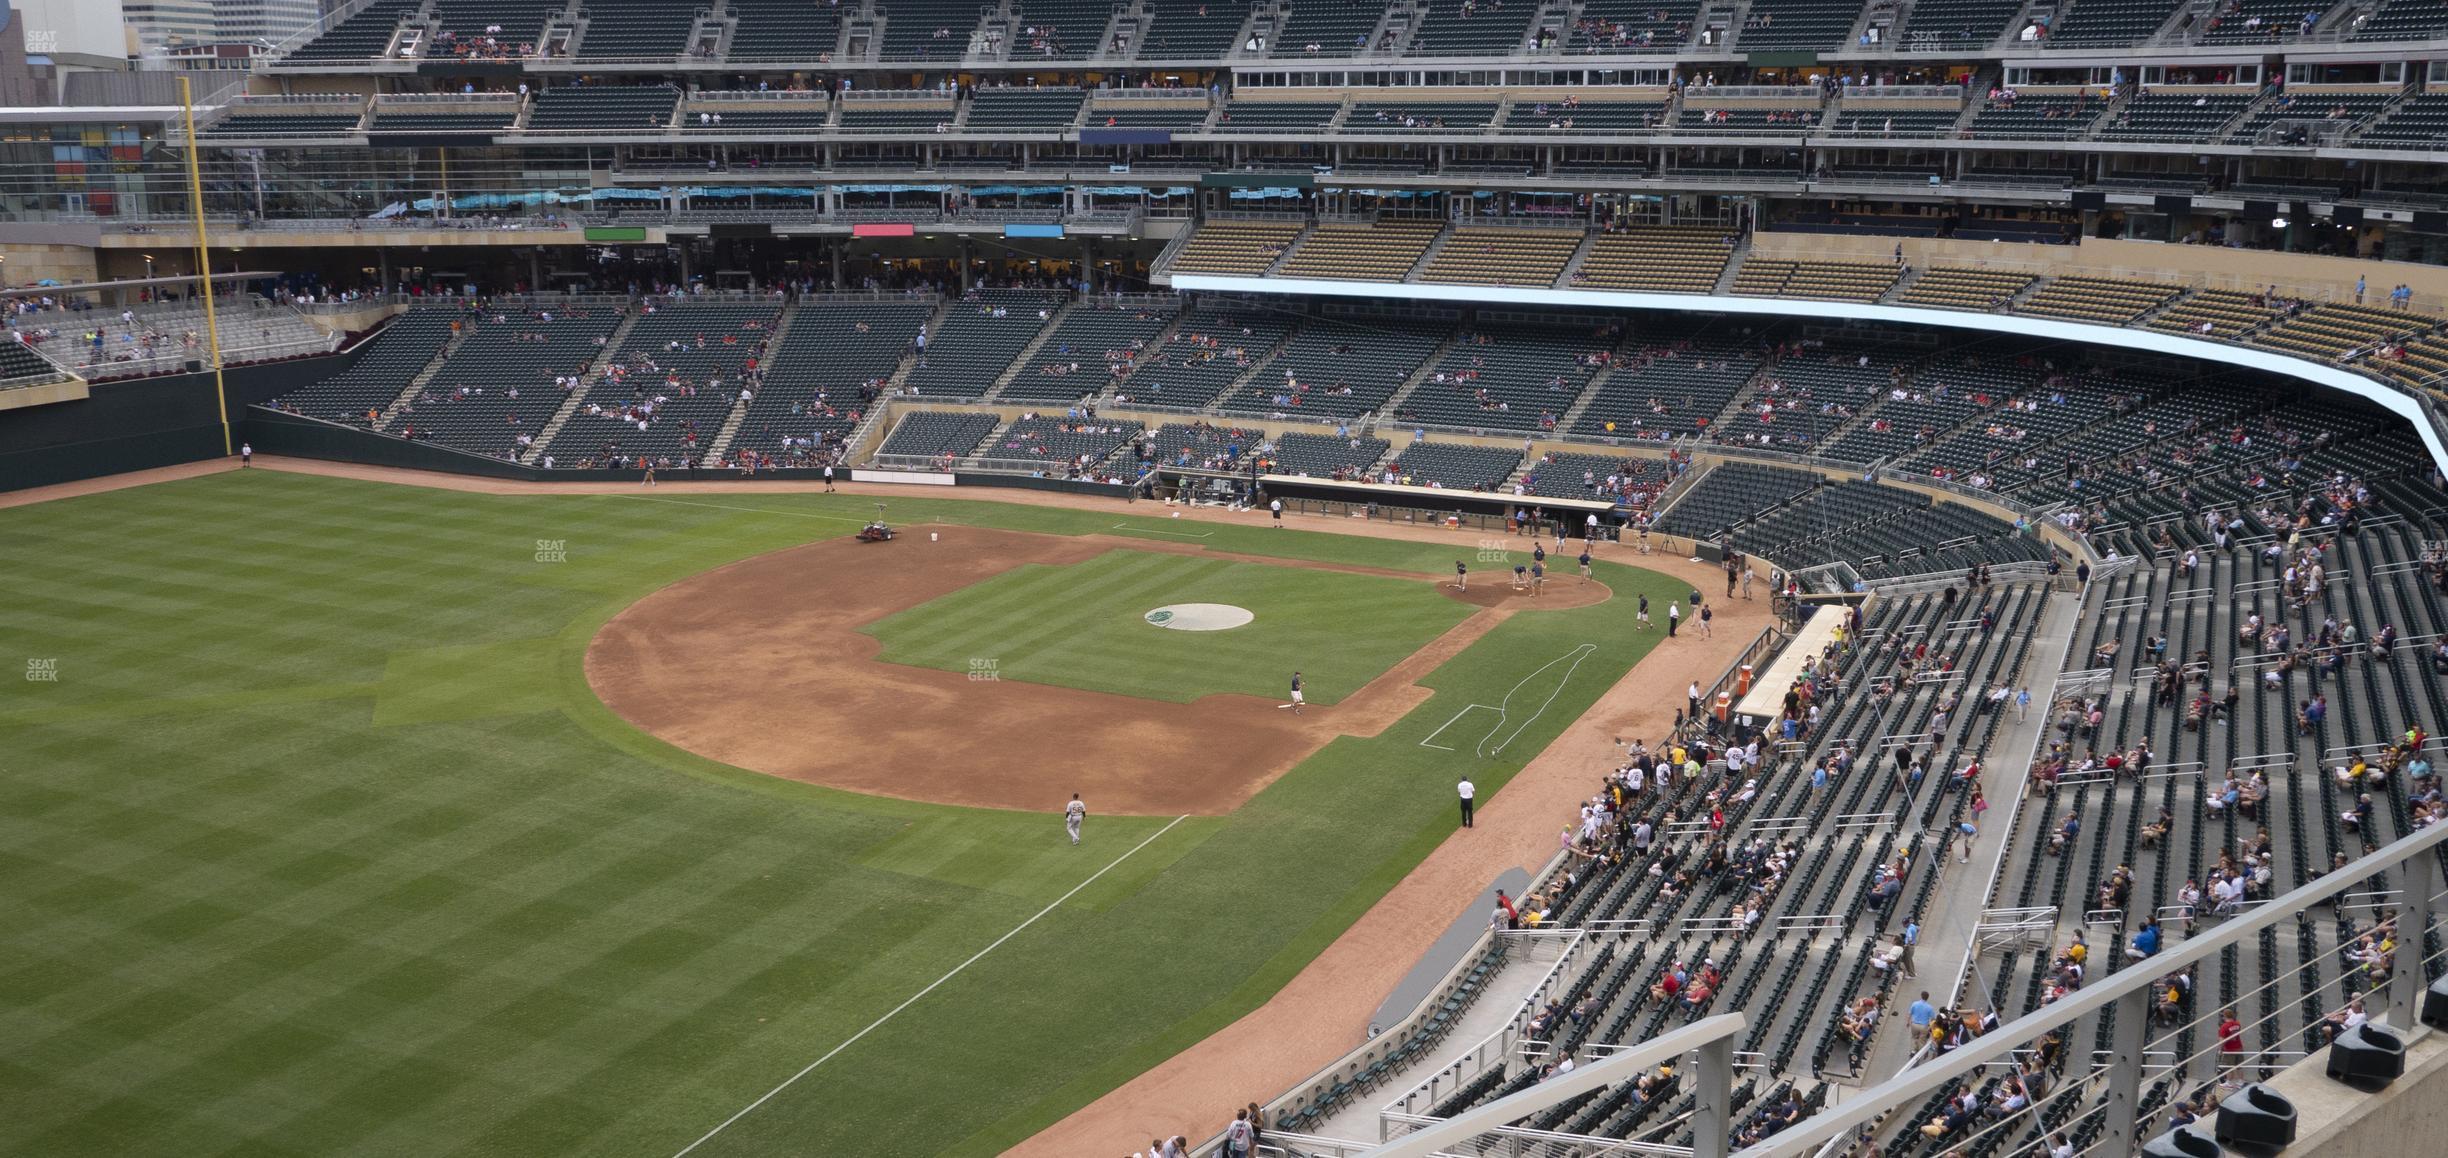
[1172,274,2448,480]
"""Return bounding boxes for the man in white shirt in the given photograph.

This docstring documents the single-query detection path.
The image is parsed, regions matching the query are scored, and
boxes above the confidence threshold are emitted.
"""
[1457,777,1475,827]
[1063,793,1086,845]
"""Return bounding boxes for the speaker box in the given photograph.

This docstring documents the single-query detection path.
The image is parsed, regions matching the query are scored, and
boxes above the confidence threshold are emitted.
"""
[2326,1023,2405,1086]
[2214,1083,2295,1149]
[2072,190,2107,211]
[2145,1123,2223,1158]
[2333,205,2365,227]
[2421,972,2448,1029]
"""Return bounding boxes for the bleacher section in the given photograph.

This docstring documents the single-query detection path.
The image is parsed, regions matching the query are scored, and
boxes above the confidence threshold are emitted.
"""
[549,301,777,464]
[1416,227,1583,288]
[1272,0,1386,55]
[999,301,1178,403]
[877,409,998,460]
[1503,98,1670,132]
[1262,430,1389,477]
[391,306,617,459]
[525,86,679,132]
[978,417,1144,474]
[575,0,700,58]
[1012,0,1116,57]
[1142,0,1249,57]
[1519,451,1673,504]
[202,112,362,139]
[283,0,420,61]
[1113,307,1293,410]
[907,291,1065,397]
[2352,0,2448,41]
[1963,95,2098,138]
[1570,227,1736,294]
[2356,94,2448,149]
[2247,303,2432,362]
[2017,276,2182,325]
[1730,260,1900,302]
[1572,337,1763,440]
[1213,99,1343,131]
[727,0,845,60]
[2143,289,2280,340]
[964,87,1086,132]
[728,299,930,465]
[66,299,333,381]
[1395,322,1617,434]
[1736,0,1864,50]
[1346,101,1502,131]
[878,0,988,59]
[1408,0,1540,56]
[1219,315,1446,420]
[2096,92,2253,142]
[1275,221,1445,281]
[1168,219,1303,276]
[1896,268,2035,310]
[2040,0,2182,45]
[267,309,456,425]
[1899,0,2024,45]
[1378,441,1522,489]
[1569,0,1696,50]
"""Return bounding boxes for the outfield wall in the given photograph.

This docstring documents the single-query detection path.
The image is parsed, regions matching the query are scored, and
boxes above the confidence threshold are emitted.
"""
[0,350,364,493]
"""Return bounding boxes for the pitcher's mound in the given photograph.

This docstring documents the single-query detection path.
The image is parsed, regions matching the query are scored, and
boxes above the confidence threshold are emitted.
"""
[1144,603,1255,631]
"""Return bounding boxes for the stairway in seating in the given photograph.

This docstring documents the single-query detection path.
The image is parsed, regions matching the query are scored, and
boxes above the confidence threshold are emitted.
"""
[521,306,642,465]
[373,318,473,430]
[700,300,797,464]
[983,300,1077,399]
[1712,234,1753,295]
[1402,224,1458,283]
[1878,265,1926,304]
[884,296,956,394]
[1374,327,1467,421]
[1555,227,1604,289]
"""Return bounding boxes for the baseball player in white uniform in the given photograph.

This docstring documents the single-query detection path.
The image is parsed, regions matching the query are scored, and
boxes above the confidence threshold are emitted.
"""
[1064,793,1086,845]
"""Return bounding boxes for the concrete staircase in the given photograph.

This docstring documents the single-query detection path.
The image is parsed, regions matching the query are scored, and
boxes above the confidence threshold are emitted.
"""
[1374,329,1465,420]
[373,321,472,430]
[884,297,955,394]
[700,302,799,464]
[1878,265,1927,304]
[1554,228,1605,289]
[1712,236,1753,296]
[520,308,643,465]
[1402,225,1458,283]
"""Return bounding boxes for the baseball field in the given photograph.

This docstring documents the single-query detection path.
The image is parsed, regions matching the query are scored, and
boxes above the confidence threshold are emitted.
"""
[0,467,1677,1157]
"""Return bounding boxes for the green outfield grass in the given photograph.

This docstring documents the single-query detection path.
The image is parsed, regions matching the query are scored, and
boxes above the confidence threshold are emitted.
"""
[863,548,1474,703]
[0,472,1682,1158]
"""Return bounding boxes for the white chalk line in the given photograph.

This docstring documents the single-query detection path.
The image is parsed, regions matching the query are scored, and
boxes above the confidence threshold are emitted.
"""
[1420,703,1499,751]
[1478,643,1599,759]
[669,813,1190,1157]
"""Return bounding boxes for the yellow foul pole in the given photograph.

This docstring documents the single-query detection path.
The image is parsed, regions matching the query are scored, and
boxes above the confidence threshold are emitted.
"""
[178,75,233,457]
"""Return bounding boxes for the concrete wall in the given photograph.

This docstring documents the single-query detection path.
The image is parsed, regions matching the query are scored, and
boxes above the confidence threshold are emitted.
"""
[0,242,101,286]
[2260,1027,2448,1158]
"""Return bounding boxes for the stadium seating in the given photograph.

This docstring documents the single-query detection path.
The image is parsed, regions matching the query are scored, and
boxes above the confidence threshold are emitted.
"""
[1395,322,1615,434]
[1964,96,2100,139]
[1148,421,1267,469]
[2247,303,2432,362]
[678,102,833,132]
[548,301,777,464]
[838,98,957,132]
[2096,93,2253,142]
[1083,98,1213,129]
[575,0,700,57]
[1897,268,2035,310]
[429,0,558,53]
[2356,94,2448,149]
[282,0,420,60]
[728,299,930,465]
[1275,221,1446,281]
[1345,101,1501,131]
[1168,219,1303,276]
[1220,315,1446,420]
[1519,451,1673,504]
[1825,106,1962,137]
[1899,0,2024,45]
[1730,260,1901,302]
[65,299,334,381]
[1416,227,1583,288]
[1570,227,1737,294]
[1567,0,1694,50]
[1571,336,1763,439]
[1273,0,1386,55]
[1212,99,1343,132]
[1012,0,1117,57]
[392,306,617,459]
[1503,98,1670,133]
[907,291,1065,398]
[0,337,68,385]
[879,0,988,59]
[877,410,999,460]
[1113,308,1293,411]
[2351,0,2448,40]
[727,0,845,61]
[2041,0,2183,46]
[2224,93,2392,145]
[979,417,1145,473]
[1654,462,1820,538]
[1378,441,1522,489]
[267,308,456,425]
[1737,0,1865,50]
[1407,0,1540,56]
[1262,430,1390,477]
[2143,290,2281,340]
[1142,0,1249,57]
[965,87,1087,132]
[2018,276,2182,324]
[525,86,679,133]
[2197,0,2317,43]
[999,301,1178,404]
[202,112,362,139]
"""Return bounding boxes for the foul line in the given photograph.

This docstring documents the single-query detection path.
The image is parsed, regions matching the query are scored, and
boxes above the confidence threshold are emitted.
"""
[1110,521,1215,539]
[1478,643,1599,759]
[1420,703,1499,751]
[615,494,866,524]
[670,813,1191,1157]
